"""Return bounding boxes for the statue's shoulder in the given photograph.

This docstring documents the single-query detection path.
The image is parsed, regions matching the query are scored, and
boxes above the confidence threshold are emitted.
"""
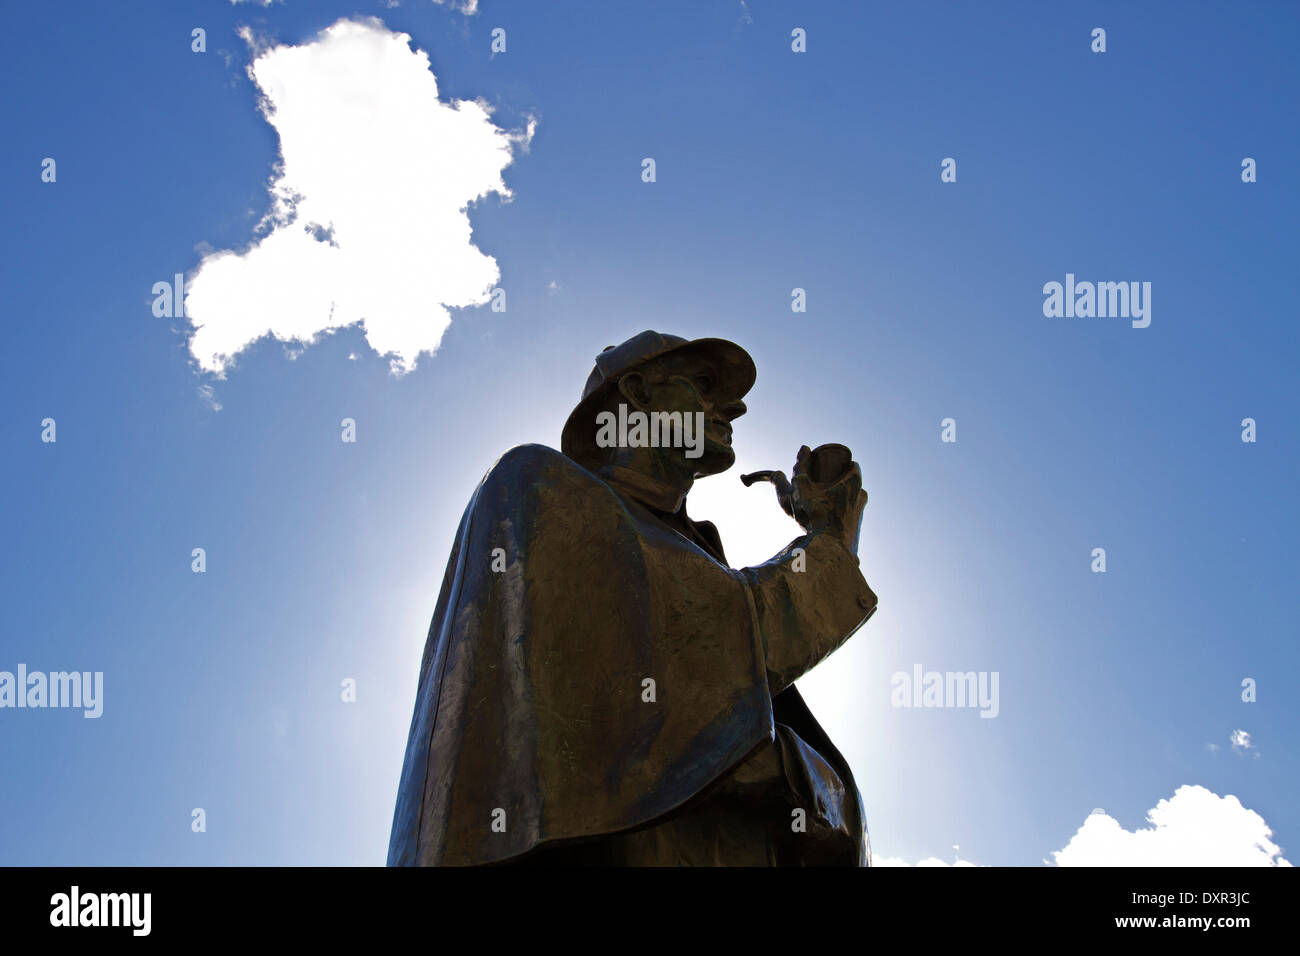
[480,443,600,491]
[469,444,623,531]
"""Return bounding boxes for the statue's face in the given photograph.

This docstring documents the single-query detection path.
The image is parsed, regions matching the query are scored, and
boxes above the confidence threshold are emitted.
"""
[631,352,748,478]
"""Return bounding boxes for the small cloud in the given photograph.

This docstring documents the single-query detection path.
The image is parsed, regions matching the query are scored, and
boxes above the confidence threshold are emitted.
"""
[874,855,978,867]
[235,24,272,59]
[509,114,539,155]
[197,384,223,411]
[1051,785,1289,866]
[433,0,478,14]
[738,1,753,27]
[1230,728,1256,755]
[546,279,562,295]
[875,844,978,867]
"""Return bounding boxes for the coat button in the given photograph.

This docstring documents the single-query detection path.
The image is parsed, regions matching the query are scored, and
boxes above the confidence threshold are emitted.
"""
[857,593,872,610]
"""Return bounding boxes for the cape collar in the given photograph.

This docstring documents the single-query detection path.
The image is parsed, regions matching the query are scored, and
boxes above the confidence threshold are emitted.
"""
[596,464,689,515]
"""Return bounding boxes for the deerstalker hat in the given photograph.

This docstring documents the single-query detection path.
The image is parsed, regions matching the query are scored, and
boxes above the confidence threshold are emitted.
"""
[560,331,756,466]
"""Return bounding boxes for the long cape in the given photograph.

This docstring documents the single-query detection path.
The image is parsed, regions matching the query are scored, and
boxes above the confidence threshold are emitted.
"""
[388,444,874,866]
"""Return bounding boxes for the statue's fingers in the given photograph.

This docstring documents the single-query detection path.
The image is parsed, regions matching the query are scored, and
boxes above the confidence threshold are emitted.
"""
[793,445,812,477]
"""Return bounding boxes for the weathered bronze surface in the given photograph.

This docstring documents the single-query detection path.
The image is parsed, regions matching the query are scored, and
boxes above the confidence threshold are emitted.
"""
[388,331,878,866]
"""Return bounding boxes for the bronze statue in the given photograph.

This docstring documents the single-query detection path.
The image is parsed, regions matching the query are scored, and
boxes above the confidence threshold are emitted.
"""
[388,331,878,866]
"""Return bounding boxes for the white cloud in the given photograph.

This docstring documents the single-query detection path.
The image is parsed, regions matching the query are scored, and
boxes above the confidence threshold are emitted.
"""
[378,2,479,16]
[197,384,222,411]
[1051,785,1290,866]
[1230,728,1256,754]
[875,842,978,866]
[186,18,530,376]
[874,856,978,867]
[876,787,1289,867]
[433,0,479,14]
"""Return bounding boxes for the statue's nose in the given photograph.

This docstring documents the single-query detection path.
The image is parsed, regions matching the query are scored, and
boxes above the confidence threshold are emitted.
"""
[719,399,746,421]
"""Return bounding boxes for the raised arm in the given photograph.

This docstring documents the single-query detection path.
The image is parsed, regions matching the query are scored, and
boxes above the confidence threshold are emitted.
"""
[739,445,878,695]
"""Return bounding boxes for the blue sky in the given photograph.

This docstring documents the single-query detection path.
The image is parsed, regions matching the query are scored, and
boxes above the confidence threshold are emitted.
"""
[1,0,1296,866]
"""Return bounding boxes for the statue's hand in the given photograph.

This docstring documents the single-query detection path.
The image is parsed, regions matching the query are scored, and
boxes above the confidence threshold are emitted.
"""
[743,444,868,553]
[789,444,868,553]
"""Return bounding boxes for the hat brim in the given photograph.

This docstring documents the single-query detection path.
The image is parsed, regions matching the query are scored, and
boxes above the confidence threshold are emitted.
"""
[561,338,756,467]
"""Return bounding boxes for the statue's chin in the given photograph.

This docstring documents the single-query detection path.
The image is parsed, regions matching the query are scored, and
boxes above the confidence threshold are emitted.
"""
[692,442,736,478]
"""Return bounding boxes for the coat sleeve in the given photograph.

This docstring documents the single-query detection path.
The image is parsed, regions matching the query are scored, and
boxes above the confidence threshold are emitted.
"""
[738,532,878,696]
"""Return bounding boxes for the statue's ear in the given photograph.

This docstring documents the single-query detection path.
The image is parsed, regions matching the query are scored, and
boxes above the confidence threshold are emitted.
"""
[616,371,652,411]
